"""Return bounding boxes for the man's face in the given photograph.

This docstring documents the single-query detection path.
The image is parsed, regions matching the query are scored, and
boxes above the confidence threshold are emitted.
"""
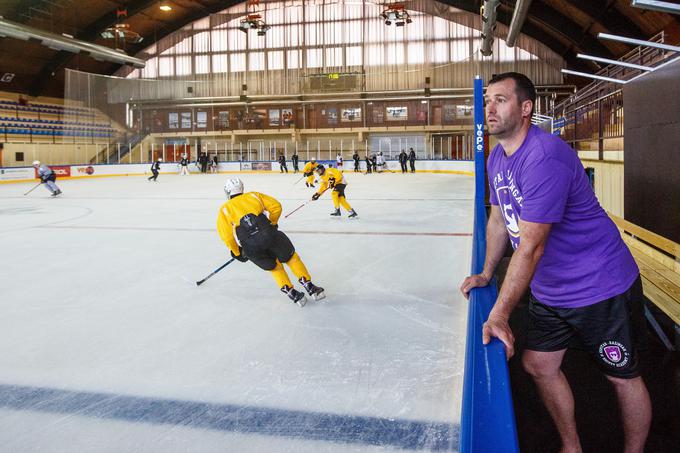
[484,78,531,138]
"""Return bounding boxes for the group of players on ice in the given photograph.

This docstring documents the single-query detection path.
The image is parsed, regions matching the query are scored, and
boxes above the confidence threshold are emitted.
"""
[217,157,358,308]
[30,154,382,309]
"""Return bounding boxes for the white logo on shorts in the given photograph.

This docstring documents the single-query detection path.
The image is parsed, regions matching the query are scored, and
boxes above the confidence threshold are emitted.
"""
[598,341,630,368]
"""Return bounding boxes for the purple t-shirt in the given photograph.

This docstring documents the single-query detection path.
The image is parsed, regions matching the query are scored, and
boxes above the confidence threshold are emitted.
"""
[488,125,638,308]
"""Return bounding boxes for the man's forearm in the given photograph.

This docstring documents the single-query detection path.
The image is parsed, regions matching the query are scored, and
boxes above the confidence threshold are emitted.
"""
[491,246,543,320]
[481,217,509,280]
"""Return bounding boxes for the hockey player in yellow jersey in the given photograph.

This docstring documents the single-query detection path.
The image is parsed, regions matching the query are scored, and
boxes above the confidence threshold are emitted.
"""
[311,164,358,218]
[301,158,318,188]
[217,178,325,306]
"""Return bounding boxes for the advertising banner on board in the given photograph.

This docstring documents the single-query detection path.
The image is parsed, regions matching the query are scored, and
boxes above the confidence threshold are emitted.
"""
[0,167,34,181]
[34,165,70,178]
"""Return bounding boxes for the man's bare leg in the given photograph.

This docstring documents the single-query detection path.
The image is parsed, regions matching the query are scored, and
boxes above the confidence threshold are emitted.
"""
[523,349,582,453]
[606,375,651,453]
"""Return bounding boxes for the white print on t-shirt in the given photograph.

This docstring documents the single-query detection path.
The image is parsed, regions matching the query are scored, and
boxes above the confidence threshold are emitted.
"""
[493,170,523,249]
[493,170,524,206]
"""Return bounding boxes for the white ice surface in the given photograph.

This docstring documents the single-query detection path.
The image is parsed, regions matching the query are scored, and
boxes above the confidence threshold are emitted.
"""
[0,171,474,452]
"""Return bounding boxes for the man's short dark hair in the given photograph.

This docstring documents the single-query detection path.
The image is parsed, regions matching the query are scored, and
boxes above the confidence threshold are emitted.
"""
[488,72,536,113]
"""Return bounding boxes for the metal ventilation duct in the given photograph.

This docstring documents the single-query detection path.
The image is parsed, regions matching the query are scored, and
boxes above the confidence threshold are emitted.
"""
[0,15,146,68]
[480,0,501,56]
[631,0,680,15]
[506,0,533,47]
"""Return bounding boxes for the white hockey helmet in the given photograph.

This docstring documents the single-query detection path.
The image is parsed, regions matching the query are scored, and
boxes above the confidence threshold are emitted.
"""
[224,178,244,198]
[32,160,40,166]
[310,157,316,162]
[157,157,163,162]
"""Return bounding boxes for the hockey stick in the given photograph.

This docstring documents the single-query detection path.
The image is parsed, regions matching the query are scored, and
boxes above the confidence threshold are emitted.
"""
[23,182,42,196]
[293,175,305,185]
[196,258,235,286]
[285,198,316,218]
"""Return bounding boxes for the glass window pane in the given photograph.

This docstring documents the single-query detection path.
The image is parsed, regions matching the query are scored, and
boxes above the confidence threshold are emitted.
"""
[306,3,320,22]
[346,46,362,66]
[286,5,302,23]
[431,41,449,63]
[305,23,318,45]
[366,44,383,66]
[386,43,404,65]
[286,24,300,47]
[249,52,265,70]
[287,49,300,69]
[345,3,363,19]
[265,7,283,24]
[248,32,266,50]
[195,55,210,74]
[433,17,449,37]
[212,54,228,73]
[230,53,246,72]
[325,22,342,45]
[366,18,383,43]
[211,29,229,52]
[345,20,362,44]
[228,28,246,51]
[307,48,322,68]
[176,56,192,75]
[159,57,174,76]
[174,37,192,54]
[194,31,210,53]
[451,40,470,61]
[325,47,342,67]
[268,51,284,70]
[407,42,424,64]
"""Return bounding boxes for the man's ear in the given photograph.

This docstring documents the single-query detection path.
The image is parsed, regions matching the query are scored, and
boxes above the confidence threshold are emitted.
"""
[522,99,534,118]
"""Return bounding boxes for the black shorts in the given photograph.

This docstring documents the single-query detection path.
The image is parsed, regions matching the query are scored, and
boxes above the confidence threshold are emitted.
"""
[241,230,295,271]
[333,183,346,197]
[526,276,646,379]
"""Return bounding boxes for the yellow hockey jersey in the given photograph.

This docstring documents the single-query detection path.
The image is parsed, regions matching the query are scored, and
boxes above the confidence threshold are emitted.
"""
[302,161,319,175]
[217,191,282,256]
[316,167,346,195]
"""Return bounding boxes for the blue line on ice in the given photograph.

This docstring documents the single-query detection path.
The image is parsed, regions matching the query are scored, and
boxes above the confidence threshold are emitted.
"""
[0,384,459,450]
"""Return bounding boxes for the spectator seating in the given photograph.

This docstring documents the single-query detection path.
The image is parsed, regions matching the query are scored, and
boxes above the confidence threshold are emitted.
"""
[0,97,116,140]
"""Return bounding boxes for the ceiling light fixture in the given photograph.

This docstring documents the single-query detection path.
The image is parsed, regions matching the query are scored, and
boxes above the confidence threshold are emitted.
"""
[380,3,412,26]
[101,9,143,47]
[238,0,270,36]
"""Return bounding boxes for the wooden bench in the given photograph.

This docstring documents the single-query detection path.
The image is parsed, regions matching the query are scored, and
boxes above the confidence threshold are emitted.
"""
[610,214,680,349]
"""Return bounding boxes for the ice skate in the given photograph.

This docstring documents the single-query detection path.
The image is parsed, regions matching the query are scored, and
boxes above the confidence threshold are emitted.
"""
[299,277,325,301]
[281,285,307,307]
[348,209,358,219]
[330,208,341,217]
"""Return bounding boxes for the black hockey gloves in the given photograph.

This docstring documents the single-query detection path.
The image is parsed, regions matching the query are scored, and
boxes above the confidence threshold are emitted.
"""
[231,248,248,263]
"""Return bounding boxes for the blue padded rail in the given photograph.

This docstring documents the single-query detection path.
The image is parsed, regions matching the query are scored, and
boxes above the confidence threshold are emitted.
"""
[459,77,519,453]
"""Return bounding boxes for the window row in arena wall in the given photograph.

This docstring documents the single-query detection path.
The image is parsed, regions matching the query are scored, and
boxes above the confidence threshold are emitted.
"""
[114,0,564,92]
[137,99,474,134]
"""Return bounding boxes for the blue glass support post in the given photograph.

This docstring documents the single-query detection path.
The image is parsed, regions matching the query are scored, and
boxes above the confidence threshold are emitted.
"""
[459,76,519,453]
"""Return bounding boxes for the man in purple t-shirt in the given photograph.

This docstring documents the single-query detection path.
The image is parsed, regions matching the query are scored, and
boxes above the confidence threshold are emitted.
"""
[460,73,650,453]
